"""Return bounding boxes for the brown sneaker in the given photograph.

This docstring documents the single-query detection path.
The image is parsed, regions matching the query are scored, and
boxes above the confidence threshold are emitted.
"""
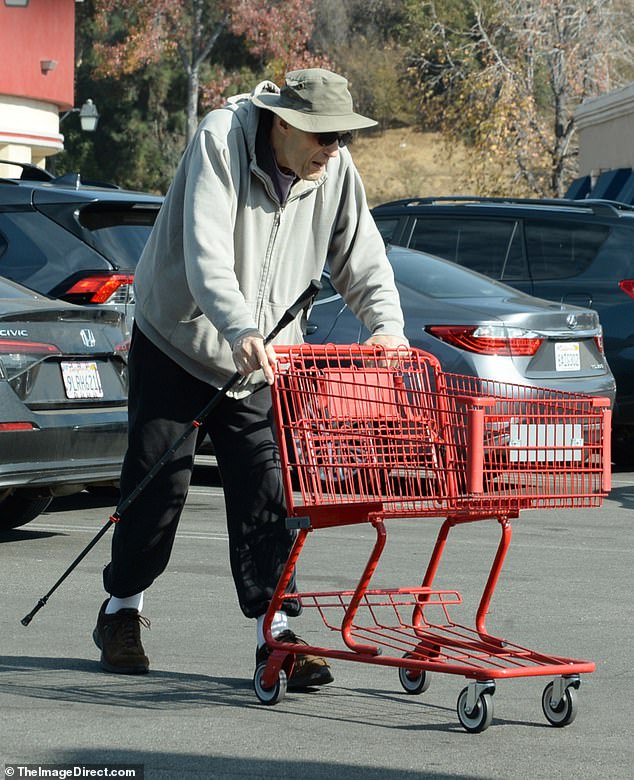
[93,599,150,674]
[256,629,334,690]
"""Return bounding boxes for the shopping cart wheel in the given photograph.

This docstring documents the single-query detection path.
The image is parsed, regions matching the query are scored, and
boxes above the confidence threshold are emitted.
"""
[456,686,494,733]
[541,680,578,727]
[253,662,287,705]
[398,655,431,694]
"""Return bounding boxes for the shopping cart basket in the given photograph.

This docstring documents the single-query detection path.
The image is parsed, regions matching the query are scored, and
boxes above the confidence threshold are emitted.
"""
[255,344,611,732]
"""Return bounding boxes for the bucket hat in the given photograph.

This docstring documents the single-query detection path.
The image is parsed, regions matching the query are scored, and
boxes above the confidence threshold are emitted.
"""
[252,68,377,133]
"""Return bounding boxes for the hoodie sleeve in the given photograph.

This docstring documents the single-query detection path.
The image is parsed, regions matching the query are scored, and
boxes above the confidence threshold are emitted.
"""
[326,153,406,338]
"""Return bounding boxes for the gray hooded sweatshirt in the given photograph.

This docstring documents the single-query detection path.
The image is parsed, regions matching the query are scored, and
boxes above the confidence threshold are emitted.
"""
[133,81,405,396]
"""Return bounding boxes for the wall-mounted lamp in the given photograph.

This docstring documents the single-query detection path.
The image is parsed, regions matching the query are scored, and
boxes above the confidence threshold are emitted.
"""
[4,1,30,7]
[59,99,100,132]
[40,60,58,75]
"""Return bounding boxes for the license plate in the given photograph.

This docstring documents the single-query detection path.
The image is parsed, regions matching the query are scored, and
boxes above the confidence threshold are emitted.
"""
[61,361,104,399]
[555,342,581,372]
[509,423,584,462]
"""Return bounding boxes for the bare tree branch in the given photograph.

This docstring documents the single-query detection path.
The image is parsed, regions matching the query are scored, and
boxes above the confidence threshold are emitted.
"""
[408,0,634,196]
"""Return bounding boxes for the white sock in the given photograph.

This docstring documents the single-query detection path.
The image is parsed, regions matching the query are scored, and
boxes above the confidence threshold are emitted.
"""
[256,611,289,647]
[105,592,144,614]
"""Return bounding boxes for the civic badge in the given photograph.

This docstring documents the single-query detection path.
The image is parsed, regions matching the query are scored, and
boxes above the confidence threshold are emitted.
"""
[80,328,96,347]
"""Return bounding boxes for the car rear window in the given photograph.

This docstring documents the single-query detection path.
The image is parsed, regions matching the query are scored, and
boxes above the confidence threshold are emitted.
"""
[390,250,509,299]
[525,219,611,279]
[0,276,37,299]
[0,211,109,293]
[78,205,158,269]
[373,217,400,245]
[407,217,527,280]
[582,223,634,278]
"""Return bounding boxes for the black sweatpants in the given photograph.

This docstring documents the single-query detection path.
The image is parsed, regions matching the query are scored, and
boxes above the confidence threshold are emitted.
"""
[102,326,300,619]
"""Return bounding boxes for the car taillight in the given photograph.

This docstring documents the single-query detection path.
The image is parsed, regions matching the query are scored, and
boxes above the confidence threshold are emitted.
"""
[0,422,36,432]
[594,332,605,354]
[618,280,634,300]
[0,340,61,397]
[63,274,135,304]
[0,340,61,378]
[426,325,543,356]
[115,338,130,357]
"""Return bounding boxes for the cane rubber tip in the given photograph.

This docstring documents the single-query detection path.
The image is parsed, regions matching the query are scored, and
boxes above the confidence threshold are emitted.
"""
[21,615,32,627]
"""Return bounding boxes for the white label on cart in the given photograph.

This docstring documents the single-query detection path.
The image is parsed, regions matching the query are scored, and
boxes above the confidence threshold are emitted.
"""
[555,342,581,372]
[61,361,104,399]
[509,423,583,462]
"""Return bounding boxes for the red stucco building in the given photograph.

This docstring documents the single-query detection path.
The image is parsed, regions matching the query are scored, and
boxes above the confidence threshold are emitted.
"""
[0,0,80,176]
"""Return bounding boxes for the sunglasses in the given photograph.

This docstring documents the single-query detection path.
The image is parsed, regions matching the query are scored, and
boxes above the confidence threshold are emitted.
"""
[315,131,353,148]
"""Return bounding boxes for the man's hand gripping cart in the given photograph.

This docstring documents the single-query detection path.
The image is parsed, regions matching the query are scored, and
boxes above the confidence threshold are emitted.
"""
[256,344,611,733]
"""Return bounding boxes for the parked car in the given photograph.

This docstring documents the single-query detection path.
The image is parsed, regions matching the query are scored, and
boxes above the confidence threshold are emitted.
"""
[0,276,129,530]
[0,161,162,335]
[370,196,634,462]
[306,245,615,407]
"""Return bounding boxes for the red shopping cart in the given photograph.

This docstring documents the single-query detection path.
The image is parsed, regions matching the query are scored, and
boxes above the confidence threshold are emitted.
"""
[255,344,611,732]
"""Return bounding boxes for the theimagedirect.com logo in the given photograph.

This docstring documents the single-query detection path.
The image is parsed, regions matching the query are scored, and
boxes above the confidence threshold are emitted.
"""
[4,766,143,779]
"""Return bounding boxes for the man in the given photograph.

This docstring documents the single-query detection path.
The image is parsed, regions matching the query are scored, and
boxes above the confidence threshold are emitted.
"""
[93,68,407,688]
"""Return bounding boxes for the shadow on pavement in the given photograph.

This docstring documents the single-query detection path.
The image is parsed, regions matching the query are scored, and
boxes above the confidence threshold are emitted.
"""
[33,746,488,780]
[0,528,59,543]
[607,483,634,509]
[0,654,545,735]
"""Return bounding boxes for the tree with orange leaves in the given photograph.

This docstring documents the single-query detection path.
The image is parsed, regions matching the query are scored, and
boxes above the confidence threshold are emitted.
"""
[93,0,328,143]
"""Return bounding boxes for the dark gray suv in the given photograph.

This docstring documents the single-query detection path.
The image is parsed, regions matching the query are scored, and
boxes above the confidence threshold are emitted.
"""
[0,162,162,336]
[371,196,634,463]
[0,163,163,527]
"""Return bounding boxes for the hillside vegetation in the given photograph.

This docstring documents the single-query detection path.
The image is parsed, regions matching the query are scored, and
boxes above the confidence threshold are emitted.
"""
[350,128,471,207]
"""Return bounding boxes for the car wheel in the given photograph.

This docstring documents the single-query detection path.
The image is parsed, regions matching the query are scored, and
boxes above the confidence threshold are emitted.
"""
[0,491,53,530]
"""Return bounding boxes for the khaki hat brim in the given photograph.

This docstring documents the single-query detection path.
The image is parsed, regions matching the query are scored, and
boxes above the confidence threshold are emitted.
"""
[251,93,378,133]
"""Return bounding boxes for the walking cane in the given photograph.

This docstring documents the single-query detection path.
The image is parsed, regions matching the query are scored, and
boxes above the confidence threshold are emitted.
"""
[21,279,322,626]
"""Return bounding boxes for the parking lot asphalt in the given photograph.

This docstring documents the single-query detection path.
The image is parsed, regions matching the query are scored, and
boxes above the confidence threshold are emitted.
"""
[2,465,633,780]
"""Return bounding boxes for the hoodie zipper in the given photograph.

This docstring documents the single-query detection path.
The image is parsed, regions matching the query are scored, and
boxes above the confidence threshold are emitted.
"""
[255,205,283,326]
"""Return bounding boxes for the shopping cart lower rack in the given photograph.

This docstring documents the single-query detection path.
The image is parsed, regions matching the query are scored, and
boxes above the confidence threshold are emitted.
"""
[255,344,611,732]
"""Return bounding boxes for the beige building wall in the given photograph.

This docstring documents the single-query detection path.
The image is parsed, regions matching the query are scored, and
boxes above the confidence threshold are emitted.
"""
[0,96,63,178]
[574,83,634,180]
